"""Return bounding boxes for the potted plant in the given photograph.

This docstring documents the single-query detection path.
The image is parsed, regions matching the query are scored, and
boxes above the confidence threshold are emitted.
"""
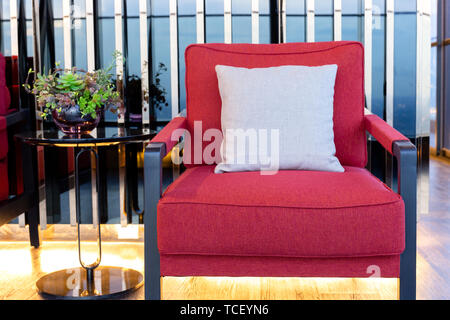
[24,57,122,135]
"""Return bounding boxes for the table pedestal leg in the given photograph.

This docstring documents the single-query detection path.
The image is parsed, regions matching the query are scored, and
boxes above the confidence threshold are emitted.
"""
[36,147,143,300]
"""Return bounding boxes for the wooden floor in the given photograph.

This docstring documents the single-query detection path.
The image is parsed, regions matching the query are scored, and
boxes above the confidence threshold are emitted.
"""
[0,240,397,300]
[0,156,449,300]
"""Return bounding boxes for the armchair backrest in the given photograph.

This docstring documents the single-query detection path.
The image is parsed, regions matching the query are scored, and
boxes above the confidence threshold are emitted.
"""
[185,41,367,168]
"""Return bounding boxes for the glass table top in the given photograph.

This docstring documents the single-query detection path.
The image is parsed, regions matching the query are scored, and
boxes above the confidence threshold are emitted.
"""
[16,126,156,147]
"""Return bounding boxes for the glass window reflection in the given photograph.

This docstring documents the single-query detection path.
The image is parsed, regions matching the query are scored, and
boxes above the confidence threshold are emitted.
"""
[285,0,305,43]
[151,0,171,122]
[371,0,386,119]
[394,0,417,137]
[232,0,251,44]
[315,0,333,42]
[342,0,363,42]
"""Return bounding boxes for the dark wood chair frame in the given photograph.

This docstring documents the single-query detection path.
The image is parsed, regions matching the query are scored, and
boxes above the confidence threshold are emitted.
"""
[0,109,40,248]
[143,138,417,300]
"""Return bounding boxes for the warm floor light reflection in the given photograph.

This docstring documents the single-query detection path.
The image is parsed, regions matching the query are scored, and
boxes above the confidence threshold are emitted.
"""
[39,242,144,273]
[116,225,140,240]
[0,248,32,275]
[162,276,398,300]
[0,240,397,300]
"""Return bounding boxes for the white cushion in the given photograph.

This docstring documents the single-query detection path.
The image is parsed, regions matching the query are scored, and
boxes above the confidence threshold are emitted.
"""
[215,64,344,174]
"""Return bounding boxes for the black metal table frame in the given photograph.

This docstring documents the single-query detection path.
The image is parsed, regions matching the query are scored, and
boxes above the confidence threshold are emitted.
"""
[17,128,153,299]
[75,148,101,280]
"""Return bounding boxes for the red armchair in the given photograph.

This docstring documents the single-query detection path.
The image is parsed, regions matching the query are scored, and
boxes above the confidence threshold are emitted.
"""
[144,42,417,300]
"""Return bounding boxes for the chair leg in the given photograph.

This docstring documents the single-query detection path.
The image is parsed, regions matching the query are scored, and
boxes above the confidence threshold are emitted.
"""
[399,248,416,300]
[399,195,417,300]
[393,141,417,300]
[144,143,165,300]
[144,210,161,300]
[21,138,41,249]
[26,205,40,249]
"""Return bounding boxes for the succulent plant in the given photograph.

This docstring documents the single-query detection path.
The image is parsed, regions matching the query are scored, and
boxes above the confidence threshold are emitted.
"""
[56,73,85,92]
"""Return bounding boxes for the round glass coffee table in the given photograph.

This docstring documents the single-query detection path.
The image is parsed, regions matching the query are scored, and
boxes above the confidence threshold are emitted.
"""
[16,126,155,299]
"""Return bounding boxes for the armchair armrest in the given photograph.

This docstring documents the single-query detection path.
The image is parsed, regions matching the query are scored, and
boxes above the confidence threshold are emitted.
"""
[4,109,28,128]
[364,114,409,154]
[150,116,187,158]
[364,114,417,300]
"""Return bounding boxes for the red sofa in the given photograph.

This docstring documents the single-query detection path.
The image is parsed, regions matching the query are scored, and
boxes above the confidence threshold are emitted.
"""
[0,52,40,248]
[144,42,417,300]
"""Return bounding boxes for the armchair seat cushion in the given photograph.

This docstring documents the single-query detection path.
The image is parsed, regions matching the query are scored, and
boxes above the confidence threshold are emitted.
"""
[158,166,405,258]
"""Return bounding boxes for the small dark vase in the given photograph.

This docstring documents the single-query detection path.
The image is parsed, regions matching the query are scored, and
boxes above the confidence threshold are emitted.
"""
[52,105,102,135]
